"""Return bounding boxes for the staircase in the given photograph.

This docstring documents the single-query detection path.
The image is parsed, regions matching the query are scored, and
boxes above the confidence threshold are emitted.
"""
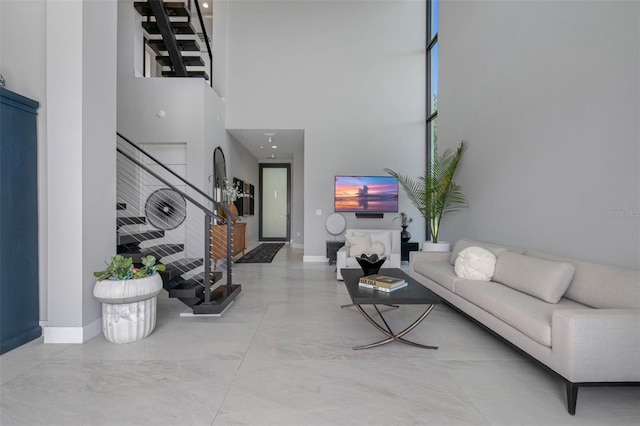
[134,0,212,83]
[116,134,240,315]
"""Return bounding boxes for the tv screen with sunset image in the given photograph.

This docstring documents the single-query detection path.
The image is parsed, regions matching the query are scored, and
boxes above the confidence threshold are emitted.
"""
[334,176,399,213]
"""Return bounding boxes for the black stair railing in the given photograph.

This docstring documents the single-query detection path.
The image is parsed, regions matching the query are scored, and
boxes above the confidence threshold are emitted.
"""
[191,0,213,87]
[138,0,213,86]
[116,133,237,306]
[118,132,218,210]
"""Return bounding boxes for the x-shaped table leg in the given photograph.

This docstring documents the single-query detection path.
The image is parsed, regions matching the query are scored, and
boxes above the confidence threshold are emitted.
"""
[353,304,438,350]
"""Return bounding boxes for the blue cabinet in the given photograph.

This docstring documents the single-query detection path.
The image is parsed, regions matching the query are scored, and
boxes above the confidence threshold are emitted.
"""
[0,87,42,354]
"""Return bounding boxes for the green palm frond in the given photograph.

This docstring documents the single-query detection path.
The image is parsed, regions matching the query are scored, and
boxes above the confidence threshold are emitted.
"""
[385,140,467,243]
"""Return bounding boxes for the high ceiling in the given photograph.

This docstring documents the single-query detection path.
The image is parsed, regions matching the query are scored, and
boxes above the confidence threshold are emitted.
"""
[227,129,304,161]
[192,4,304,162]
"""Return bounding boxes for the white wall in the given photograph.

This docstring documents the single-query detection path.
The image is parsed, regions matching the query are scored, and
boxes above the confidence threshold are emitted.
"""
[439,0,639,269]
[80,1,118,326]
[225,132,260,243]
[212,0,229,98]
[45,0,117,342]
[226,0,427,259]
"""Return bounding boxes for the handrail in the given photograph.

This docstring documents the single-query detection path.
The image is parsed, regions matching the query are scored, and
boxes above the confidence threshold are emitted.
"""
[116,132,236,220]
[192,0,213,87]
[117,147,217,219]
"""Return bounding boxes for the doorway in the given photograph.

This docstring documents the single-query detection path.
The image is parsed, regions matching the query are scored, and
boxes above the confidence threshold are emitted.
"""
[259,163,290,241]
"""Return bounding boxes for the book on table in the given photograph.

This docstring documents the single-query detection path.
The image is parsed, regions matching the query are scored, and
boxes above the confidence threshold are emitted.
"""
[358,274,406,289]
[358,281,408,292]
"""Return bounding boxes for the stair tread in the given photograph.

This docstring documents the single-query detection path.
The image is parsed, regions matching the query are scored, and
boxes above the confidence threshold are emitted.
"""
[117,230,164,245]
[148,39,200,54]
[140,243,185,257]
[117,216,147,227]
[118,243,185,264]
[142,21,196,35]
[192,284,242,314]
[161,259,205,294]
[168,271,222,298]
[134,2,190,17]
[162,70,209,81]
[156,55,205,67]
[165,257,203,274]
[182,270,223,286]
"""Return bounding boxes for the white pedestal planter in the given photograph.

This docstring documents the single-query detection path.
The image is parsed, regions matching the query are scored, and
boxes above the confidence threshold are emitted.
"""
[422,241,451,252]
[93,274,163,344]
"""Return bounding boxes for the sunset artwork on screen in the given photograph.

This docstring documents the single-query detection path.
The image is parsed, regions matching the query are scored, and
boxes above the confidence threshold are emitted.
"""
[334,176,399,213]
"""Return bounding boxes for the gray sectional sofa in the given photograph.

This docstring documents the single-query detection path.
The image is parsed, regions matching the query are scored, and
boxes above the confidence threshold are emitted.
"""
[409,238,640,414]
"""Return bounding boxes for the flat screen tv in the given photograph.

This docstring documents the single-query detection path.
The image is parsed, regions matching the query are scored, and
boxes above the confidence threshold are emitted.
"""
[334,175,398,213]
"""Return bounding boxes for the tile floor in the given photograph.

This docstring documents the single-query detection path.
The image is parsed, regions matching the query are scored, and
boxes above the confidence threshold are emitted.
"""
[1,244,638,425]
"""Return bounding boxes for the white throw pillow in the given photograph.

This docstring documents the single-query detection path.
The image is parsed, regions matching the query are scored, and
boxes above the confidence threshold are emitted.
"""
[454,246,497,281]
[369,241,386,257]
[369,231,392,257]
[493,251,575,304]
[347,234,371,257]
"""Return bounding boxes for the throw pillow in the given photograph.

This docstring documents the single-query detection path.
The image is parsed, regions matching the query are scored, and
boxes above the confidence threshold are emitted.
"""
[369,231,392,257]
[369,241,386,257]
[449,239,507,266]
[454,246,496,281]
[493,251,576,303]
[347,234,371,257]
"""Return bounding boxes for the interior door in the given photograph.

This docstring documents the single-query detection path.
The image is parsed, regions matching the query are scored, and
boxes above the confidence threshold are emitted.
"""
[259,164,290,241]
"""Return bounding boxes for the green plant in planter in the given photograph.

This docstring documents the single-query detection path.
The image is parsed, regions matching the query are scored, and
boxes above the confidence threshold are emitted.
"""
[93,254,166,281]
[385,140,468,243]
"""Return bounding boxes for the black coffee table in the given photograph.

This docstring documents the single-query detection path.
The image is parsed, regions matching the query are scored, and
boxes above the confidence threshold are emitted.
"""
[342,268,441,350]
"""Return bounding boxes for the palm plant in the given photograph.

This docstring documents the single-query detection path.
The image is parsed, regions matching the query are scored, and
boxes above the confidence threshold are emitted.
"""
[385,140,467,243]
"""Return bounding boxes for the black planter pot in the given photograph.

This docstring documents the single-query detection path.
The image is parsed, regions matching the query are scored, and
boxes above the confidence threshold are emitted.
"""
[401,226,411,242]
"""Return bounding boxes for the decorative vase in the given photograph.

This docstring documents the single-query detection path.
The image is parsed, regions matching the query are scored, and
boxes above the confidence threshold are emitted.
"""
[401,225,411,242]
[217,202,238,224]
[356,254,387,276]
[93,274,163,344]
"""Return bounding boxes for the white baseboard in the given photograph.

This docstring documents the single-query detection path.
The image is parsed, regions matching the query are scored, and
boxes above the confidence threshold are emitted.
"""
[303,255,328,262]
[290,242,304,249]
[43,318,102,343]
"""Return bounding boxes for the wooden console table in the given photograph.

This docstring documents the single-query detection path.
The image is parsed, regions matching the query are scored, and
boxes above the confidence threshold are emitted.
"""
[210,222,247,268]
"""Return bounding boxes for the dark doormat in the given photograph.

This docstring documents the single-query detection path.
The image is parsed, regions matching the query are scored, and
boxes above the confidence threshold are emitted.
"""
[235,243,285,263]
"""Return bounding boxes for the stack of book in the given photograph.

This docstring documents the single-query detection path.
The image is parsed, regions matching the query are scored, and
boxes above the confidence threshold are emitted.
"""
[358,274,407,292]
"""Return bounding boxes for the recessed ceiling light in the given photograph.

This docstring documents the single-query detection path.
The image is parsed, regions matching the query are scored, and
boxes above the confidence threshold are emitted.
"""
[202,2,209,8]
[272,145,278,149]
[259,145,264,149]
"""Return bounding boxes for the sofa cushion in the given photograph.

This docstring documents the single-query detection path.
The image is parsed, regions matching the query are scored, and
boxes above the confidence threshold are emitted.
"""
[369,231,392,257]
[525,250,640,309]
[493,252,575,304]
[450,239,514,265]
[413,260,464,293]
[454,246,497,281]
[456,280,586,347]
[347,234,371,257]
